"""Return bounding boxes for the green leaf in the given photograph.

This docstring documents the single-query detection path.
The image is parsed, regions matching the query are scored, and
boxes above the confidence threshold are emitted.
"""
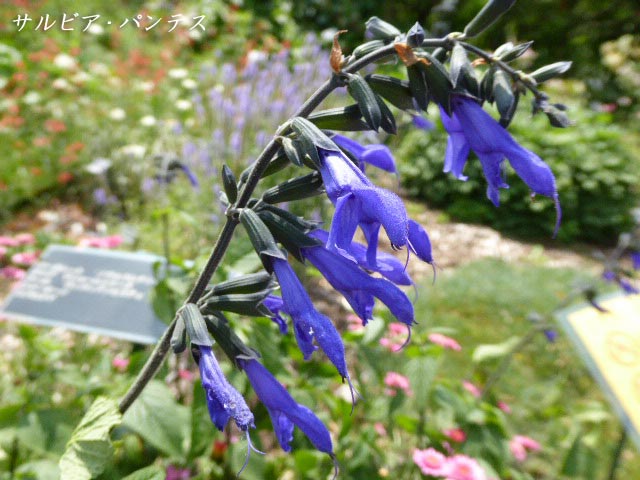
[407,65,429,111]
[290,117,340,154]
[221,165,238,204]
[366,74,416,111]
[281,137,305,167]
[406,357,438,407]
[417,53,453,115]
[180,303,212,347]
[257,209,322,263]
[58,397,122,480]
[122,381,189,459]
[492,69,515,121]
[121,465,165,480]
[472,336,521,363]
[201,291,273,317]
[352,40,386,59]
[499,41,534,62]
[463,0,517,38]
[375,94,397,134]
[345,73,382,131]
[530,61,572,83]
[449,43,471,88]
[307,105,369,132]
[239,152,289,184]
[210,272,274,296]
[15,460,60,480]
[261,172,325,204]
[170,316,188,354]
[239,209,287,272]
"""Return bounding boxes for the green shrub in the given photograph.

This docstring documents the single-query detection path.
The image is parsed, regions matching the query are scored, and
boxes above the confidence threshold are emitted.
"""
[397,102,640,244]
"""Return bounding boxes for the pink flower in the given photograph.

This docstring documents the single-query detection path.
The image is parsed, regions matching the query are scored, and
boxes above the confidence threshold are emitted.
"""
[384,372,412,396]
[429,333,462,351]
[166,465,191,480]
[462,381,481,398]
[374,422,387,437]
[444,428,467,443]
[509,435,541,462]
[0,236,19,247]
[446,454,487,480]
[14,233,35,245]
[178,369,194,381]
[112,356,130,372]
[347,313,364,332]
[0,246,6,259]
[78,235,124,249]
[497,401,511,414]
[413,448,448,477]
[388,322,406,335]
[0,266,26,281]
[379,322,410,352]
[11,251,39,266]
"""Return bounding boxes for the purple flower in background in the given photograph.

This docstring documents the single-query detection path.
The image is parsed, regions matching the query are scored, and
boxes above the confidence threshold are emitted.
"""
[197,346,254,432]
[632,252,640,271]
[440,95,561,234]
[412,115,435,130]
[239,358,336,462]
[262,294,288,334]
[302,234,415,328]
[543,329,557,343]
[331,134,397,173]
[602,270,639,295]
[166,466,191,480]
[269,257,356,402]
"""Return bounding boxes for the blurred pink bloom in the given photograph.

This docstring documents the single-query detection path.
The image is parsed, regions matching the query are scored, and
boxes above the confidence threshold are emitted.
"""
[15,233,36,245]
[112,356,130,372]
[462,381,481,398]
[379,337,403,352]
[78,235,124,249]
[446,454,487,480]
[374,422,387,436]
[0,266,26,280]
[388,322,406,335]
[429,332,462,351]
[497,401,511,414]
[166,465,191,480]
[379,322,409,352]
[347,313,364,332]
[0,246,6,259]
[445,428,467,443]
[0,236,19,247]
[11,251,39,266]
[413,448,448,476]
[510,435,541,462]
[384,372,412,396]
[178,369,194,381]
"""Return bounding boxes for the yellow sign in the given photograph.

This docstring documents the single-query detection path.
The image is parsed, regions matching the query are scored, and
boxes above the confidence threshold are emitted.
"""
[560,293,640,451]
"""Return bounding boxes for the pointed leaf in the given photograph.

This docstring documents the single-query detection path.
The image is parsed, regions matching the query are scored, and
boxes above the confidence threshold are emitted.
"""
[366,74,416,111]
[282,137,305,167]
[375,94,397,134]
[201,291,273,317]
[256,203,322,232]
[221,165,237,204]
[258,209,322,262]
[365,17,401,41]
[290,117,341,152]
[530,61,572,83]
[122,466,165,480]
[180,303,212,347]
[352,40,386,59]
[308,105,369,131]
[499,41,534,62]
[170,315,188,354]
[463,0,517,38]
[346,73,382,131]
[239,208,287,272]
[204,312,260,365]
[492,69,515,119]
[262,172,325,204]
[450,43,470,88]
[240,152,289,184]
[407,65,429,111]
[211,272,274,295]
[417,53,453,114]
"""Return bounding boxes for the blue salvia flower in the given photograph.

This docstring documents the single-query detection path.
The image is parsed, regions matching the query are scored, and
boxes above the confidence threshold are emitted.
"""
[440,94,561,234]
[303,232,415,328]
[262,294,289,334]
[238,358,335,458]
[331,134,397,173]
[196,346,254,432]
[632,251,640,271]
[269,257,357,402]
[412,114,435,130]
[311,229,413,286]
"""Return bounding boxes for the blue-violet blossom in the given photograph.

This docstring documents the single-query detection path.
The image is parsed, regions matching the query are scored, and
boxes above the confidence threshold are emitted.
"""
[262,294,288,334]
[197,346,254,432]
[440,95,561,234]
[332,133,397,173]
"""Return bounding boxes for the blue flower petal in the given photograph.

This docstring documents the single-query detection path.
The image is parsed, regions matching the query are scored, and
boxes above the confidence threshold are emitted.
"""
[361,145,397,173]
[407,219,433,264]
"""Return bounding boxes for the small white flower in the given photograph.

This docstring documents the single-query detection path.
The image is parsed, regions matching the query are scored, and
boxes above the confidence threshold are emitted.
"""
[175,99,192,111]
[109,108,126,121]
[120,144,146,158]
[87,23,104,35]
[168,68,188,79]
[140,115,157,127]
[52,78,71,90]
[53,53,77,70]
[181,78,197,90]
[22,91,41,104]
[85,158,112,175]
[71,71,91,84]
[91,62,110,76]
[134,80,155,92]
[246,49,268,65]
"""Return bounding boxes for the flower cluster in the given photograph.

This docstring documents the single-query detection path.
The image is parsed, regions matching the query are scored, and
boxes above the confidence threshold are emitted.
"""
[413,448,489,480]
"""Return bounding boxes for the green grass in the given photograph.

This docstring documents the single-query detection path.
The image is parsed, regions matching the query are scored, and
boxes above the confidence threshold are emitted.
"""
[411,258,639,478]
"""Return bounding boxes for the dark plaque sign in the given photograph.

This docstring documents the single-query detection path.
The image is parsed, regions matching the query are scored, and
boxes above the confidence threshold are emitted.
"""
[1,245,168,344]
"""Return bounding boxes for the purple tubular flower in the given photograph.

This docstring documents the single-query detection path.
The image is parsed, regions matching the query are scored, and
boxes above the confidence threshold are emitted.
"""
[269,257,356,401]
[262,294,288,334]
[311,229,412,286]
[331,134,397,173]
[301,240,415,327]
[197,346,254,432]
[440,95,561,235]
[239,358,334,456]
[317,148,408,258]
[632,252,640,271]
[412,115,435,130]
